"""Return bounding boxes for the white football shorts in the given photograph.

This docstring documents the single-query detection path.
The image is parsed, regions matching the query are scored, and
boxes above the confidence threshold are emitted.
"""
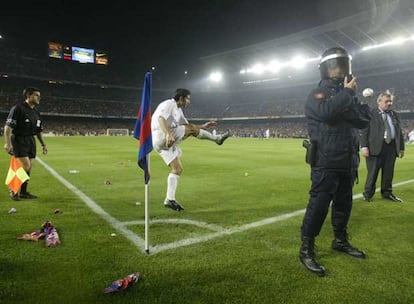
[152,126,185,165]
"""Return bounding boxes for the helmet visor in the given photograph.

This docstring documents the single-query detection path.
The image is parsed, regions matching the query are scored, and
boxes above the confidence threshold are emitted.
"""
[319,55,351,80]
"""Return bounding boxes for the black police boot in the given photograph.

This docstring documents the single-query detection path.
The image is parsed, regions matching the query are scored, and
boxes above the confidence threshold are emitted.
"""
[332,232,366,259]
[299,237,326,277]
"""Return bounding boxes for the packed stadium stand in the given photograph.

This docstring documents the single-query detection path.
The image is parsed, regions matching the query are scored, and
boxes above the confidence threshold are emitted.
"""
[1,1,414,139]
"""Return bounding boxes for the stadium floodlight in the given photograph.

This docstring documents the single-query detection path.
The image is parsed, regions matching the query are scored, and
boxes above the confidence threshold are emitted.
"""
[391,37,406,45]
[249,63,265,74]
[362,35,413,51]
[209,71,223,82]
[241,54,321,77]
[268,60,281,73]
[290,55,306,69]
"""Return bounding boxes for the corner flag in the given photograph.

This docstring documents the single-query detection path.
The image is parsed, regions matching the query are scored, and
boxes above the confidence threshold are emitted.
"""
[5,156,29,194]
[133,72,153,184]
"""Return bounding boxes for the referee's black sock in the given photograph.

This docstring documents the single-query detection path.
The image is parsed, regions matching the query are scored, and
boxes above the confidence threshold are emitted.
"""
[21,171,30,194]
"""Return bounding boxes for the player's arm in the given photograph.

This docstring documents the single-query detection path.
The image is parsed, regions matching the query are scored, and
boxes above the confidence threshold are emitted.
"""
[4,105,18,154]
[199,121,217,129]
[158,116,175,147]
[36,132,48,155]
[3,125,13,154]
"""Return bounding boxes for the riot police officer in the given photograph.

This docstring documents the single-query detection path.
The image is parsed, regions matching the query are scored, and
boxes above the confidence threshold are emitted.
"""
[299,47,371,276]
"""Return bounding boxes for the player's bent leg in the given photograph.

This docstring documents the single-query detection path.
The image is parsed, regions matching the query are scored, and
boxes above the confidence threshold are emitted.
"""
[197,129,218,141]
[183,124,200,138]
[164,158,184,212]
[169,157,183,176]
[216,130,230,145]
[184,124,217,141]
[190,124,230,145]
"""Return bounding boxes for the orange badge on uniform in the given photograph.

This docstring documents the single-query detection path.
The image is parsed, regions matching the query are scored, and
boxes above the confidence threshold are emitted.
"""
[314,92,325,100]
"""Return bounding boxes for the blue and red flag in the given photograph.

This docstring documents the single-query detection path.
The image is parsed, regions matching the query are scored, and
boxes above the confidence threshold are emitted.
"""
[134,72,153,184]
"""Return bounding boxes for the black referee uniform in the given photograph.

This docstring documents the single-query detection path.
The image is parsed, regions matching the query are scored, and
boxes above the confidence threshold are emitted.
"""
[6,101,43,158]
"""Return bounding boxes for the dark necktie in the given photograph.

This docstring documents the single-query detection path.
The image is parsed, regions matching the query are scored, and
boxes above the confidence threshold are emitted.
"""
[382,112,392,144]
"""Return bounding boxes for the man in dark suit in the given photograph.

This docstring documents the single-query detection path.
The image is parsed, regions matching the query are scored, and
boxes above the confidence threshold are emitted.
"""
[360,90,405,203]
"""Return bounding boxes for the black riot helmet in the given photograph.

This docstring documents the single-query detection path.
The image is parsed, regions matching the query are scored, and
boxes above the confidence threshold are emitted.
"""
[319,47,352,81]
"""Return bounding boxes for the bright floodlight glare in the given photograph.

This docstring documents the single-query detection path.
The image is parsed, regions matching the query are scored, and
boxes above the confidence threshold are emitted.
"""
[209,71,223,82]
[184,70,188,75]
[268,60,281,73]
[290,55,306,69]
[362,35,413,51]
[250,63,265,74]
[242,54,320,75]
[0,35,2,39]
[391,37,405,45]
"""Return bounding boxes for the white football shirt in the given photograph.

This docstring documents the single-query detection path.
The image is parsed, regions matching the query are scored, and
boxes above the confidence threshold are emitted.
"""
[151,98,188,131]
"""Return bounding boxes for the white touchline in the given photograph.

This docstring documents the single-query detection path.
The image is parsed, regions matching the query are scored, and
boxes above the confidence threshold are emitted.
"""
[149,209,306,254]
[36,157,147,251]
[37,157,414,255]
[122,219,226,232]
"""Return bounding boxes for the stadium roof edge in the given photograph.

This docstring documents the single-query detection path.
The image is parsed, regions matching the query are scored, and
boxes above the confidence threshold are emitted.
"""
[199,0,408,62]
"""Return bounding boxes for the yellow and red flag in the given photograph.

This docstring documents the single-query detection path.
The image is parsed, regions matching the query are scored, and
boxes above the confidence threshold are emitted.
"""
[5,156,29,194]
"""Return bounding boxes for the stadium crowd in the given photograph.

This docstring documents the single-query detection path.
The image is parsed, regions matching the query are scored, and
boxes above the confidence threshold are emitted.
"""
[1,42,414,139]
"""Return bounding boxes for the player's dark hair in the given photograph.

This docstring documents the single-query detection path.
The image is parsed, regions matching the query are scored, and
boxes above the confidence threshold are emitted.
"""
[23,87,41,99]
[173,88,191,101]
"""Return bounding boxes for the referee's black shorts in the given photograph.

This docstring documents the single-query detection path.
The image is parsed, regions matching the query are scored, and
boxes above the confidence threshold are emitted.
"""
[11,135,36,159]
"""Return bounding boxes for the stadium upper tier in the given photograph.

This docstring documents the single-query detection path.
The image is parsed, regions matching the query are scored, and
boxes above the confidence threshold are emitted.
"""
[0,72,414,119]
[1,70,414,120]
[1,0,414,122]
[199,0,414,90]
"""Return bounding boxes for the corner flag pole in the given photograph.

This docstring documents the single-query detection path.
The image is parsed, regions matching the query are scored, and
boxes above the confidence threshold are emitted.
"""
[144,155,150,254]
[133,71,153,254]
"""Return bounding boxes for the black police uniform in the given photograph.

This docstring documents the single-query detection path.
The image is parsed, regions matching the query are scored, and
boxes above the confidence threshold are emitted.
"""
[301,79,371,239]
[6,101,43,158]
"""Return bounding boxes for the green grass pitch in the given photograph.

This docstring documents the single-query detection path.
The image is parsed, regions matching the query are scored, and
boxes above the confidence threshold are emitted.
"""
[0,136,413,303]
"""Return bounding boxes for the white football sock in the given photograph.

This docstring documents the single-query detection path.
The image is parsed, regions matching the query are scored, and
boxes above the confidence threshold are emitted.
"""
[197,129,219,141]
[166,173,180,201]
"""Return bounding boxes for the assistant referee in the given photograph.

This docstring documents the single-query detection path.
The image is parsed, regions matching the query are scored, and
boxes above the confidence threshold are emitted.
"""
[4,87,48,200]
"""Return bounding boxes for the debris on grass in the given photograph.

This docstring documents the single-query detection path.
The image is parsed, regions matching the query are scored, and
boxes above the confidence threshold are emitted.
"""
[18,220,61,247]
[104,272,140,294]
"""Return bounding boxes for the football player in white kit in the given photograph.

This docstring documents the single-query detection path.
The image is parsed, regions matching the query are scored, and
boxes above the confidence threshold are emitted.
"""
[152,88,230,211]
[409,129,414,144]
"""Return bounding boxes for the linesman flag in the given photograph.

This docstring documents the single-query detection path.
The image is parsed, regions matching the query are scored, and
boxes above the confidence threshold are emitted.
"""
[5,156,29,194]
[133,72,153,184]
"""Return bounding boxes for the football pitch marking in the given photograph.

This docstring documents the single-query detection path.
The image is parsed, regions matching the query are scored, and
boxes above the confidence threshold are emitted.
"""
[36,158,146,250]
[37,157,414,255]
